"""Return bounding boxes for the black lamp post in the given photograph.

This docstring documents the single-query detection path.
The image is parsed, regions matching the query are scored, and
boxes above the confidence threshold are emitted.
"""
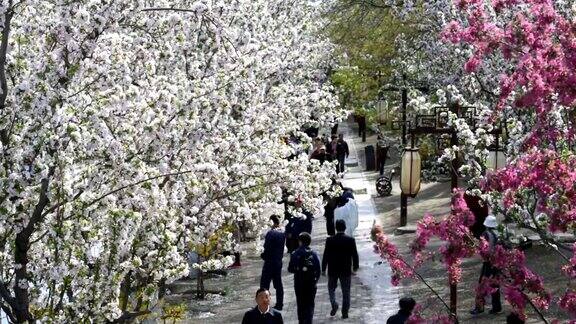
[379,76,428,225]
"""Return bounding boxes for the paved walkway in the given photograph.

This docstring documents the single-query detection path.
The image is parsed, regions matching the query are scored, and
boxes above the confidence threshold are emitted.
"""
[338,122,402,323]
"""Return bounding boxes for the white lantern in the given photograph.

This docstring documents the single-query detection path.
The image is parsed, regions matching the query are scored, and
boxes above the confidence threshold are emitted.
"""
[400,147,421,198]
[486,149,506,171]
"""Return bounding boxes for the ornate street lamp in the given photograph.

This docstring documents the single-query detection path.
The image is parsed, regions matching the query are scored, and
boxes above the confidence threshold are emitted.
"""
[400,147,421,198]
[486,148,506,171]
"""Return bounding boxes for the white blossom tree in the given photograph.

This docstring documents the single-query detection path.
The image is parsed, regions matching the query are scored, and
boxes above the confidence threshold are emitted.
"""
[0,0,344,322]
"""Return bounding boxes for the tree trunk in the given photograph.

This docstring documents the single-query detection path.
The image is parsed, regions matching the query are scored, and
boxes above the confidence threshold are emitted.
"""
[196,271,205,300]
[12,176,52,322]
[14,232,33,323]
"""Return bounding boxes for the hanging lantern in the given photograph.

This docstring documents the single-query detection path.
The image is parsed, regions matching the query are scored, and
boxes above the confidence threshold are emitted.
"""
[400,147,421,198]
[486,148,506,171]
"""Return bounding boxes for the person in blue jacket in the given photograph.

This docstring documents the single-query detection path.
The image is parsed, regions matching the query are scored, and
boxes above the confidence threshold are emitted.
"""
[288,232,321,324]
[260,215,286,310]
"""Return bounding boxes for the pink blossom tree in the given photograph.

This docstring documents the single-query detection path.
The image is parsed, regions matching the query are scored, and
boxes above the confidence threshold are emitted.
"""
[373,0,576,322]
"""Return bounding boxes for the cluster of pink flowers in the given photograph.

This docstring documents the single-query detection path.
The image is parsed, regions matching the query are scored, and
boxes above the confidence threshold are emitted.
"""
[560,291,576,318]
[482,149,576,232]
[407,314,454,324]
[491,244,550,317]
[373,0,576,320]
[445,0,576,319]
[404,304,455,324]
[372,225,414,286]
[372,188,550,319]
[410,190,476,283]
[444,0,576,145]
[562,243,576,279]
[451,0,576,205]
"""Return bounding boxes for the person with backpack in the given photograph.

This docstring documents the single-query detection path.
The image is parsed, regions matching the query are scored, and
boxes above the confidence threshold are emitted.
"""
[470,214,503,315]
[288,232,321,324]
[322,220,359,319]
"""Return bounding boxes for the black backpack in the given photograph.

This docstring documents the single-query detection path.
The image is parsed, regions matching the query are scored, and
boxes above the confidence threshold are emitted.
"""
[297,249,316,282]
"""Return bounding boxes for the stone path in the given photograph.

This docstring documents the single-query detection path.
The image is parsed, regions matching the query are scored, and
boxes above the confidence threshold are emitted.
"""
[338,122,402,323]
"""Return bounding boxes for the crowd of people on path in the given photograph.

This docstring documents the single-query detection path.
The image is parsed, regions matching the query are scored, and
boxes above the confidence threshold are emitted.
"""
[241,125,526,323]
[243,165,361,323]
[309,133,350,176]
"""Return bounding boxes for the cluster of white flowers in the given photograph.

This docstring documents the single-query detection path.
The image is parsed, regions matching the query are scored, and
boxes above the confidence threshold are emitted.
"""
[0,0,345,322]
[192,256,235,272]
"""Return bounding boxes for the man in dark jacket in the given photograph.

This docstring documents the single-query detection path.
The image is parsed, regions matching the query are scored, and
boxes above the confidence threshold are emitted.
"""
[321,220,359,319]
[336,134,349,174]
[324,196,338,236]
[260,215,286,310]
[242,288,284,324]
[386,297,416,324]
[288,232,321,324]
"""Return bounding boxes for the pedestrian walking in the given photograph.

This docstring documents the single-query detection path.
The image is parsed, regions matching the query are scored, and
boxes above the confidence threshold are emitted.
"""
[308,137,324,158]
[376,138,389,175]
[470,214,502,315]
[464,192,489,239]
[288,232,321,324]
[357,115,367,142]
[336,134,349,175]
[324,195,338,236]
[260,215,286,310]
[242,288,284,324]
[331,123,338,135]
[321,220,359,319]
[333,193,358,237]
[285,210,313,253]
[386,297,416,324]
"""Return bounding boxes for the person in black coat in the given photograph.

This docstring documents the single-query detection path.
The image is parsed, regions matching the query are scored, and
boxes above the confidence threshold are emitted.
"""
[242,288,284,324]
[288,232,321,324]
[464,192,489,239]
[285,210,313,253]
[335,134,349,174]
[260,215,286,310]
[324,196,338,236]
[321,220,359,319]
[386,297,416,324]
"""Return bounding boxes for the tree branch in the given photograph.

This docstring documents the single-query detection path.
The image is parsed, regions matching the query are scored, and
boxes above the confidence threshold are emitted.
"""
[141,7,197,13]
[521,290,549,324]
[108,310,151,323]
[83,169,197,208]
[0,299,17,324]
[0,3,13,112]
[0,281,17,313]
